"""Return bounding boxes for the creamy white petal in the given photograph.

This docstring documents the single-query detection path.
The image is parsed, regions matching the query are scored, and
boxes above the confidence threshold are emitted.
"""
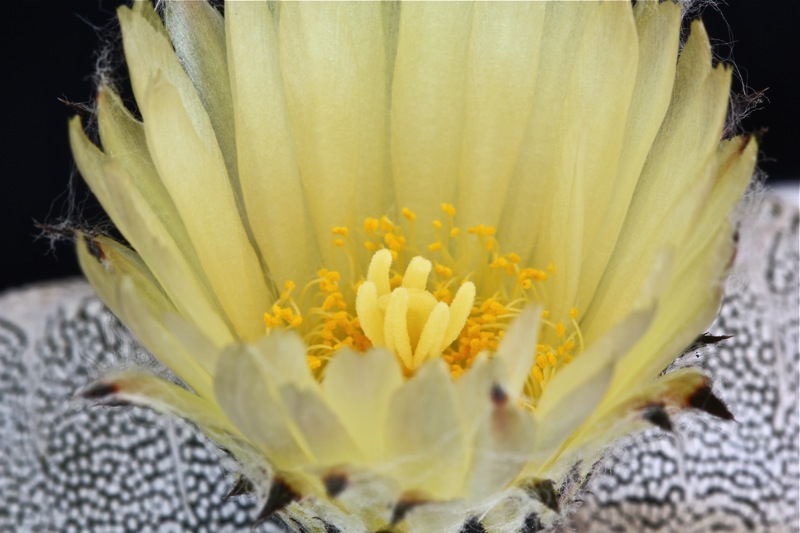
[384,360,466,498]
[322,349,404,463]
[280,384,363,466]
[463,399,537,501]
[226,1,318,287]
[493,306,541,397]
[253,331,318,390]
[455,354,501,443]
[214,342,312,468]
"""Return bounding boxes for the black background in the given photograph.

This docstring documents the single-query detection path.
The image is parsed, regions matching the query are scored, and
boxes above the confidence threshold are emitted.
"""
[2,1,797,293]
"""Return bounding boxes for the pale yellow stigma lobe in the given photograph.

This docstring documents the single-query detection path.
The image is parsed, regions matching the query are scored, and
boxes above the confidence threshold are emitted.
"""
[356,249,476,371]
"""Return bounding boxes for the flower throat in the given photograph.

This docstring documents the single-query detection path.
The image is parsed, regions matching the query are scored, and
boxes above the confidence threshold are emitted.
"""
[264,203,583,402]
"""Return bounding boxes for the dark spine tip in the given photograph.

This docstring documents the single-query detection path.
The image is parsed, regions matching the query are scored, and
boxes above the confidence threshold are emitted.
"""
[460,517,487,533]
[523,479,560,514]
[322,473,348,499]
[253,478,299,528]
[642,403,673,432]
[224,475,255,501]
[686,333,734,354]
[490,383,508,407]
[697,334,734,345]
[688,383,735,421]
[391,496,427,525]
[86,238,106,262]
[79,381,119,399]
[521,513,544,533]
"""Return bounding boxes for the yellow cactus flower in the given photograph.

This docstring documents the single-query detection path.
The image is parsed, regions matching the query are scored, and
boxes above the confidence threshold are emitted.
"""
[69,1,757,531]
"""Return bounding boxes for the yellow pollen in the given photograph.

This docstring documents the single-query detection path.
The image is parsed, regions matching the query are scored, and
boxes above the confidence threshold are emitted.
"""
[307,355,322,370]
[434,263,452,277]
[261,206,584,404]
[364,218,380,233]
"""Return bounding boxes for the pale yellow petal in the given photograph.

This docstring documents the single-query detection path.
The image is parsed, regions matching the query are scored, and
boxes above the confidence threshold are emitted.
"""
[455,2,546,230]
[574,0,681,308]
[117,279,218,399]
[611,223,734,395]
[278,2,389,268]
[101,159,234,346]
[280,384,363,466]
[499,2,639,324]
[583,19,732,341]
[463,399,537,501]
[143,73,270,340]
[391,2,474,244]
[455,354,500,441]
[384,360,465,498]
[118,5,199,129]
[131,0,167,38]
[77,234,214,397]
[494,306,541,397]
[95,87,228,332]
[681,136,758,262]
[165,1,237,185]
[534,306,655,457]
[253,331,317,390]
[550,367,713,476]
[226,1,318,287]
[163,314,222,379]
[322,348,404,462]
[86,370,243,446]
[76,233,163,320]
[68,117,122,227]
[214,342,311,468]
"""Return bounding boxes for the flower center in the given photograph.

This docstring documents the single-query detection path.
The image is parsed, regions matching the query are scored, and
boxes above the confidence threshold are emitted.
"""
[356,249,476,372]
[263,203,585,403]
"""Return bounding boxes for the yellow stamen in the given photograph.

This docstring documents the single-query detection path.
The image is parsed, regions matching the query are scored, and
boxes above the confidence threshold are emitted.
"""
[262,206,584,405]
